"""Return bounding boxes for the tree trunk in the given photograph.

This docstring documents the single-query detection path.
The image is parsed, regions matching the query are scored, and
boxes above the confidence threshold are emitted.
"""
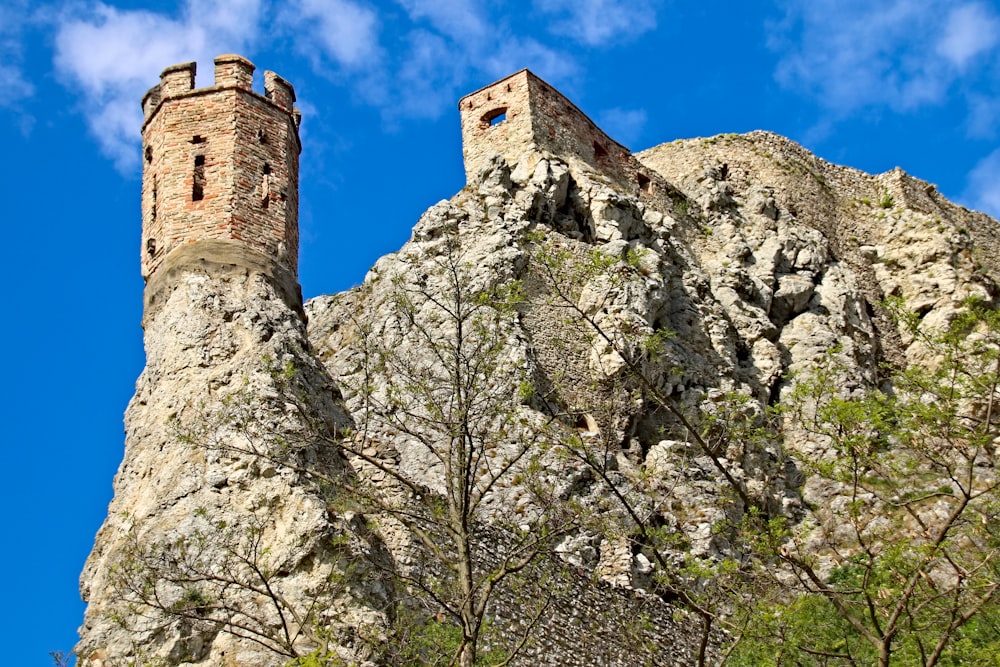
[878,640,891,667]
[460,639,476,667]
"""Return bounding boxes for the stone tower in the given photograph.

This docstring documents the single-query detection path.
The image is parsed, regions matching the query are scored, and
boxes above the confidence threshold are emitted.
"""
[458,69,655,196]
[140,54,301,308]
[77,57,384,667]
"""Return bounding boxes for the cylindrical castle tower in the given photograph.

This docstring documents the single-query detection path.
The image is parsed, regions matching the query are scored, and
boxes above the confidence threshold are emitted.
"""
[140,54,302,308]
[77,58,386,667]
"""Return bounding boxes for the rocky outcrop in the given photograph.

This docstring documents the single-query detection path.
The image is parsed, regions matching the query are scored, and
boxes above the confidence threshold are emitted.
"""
[82,125,999,666]
[78,261,388,667]
[307,131,997,662]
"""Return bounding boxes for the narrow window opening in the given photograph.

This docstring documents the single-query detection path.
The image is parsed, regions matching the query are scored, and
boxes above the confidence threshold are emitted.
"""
[150,179,157,223]
[191,135,206,144]
[258,129,268,144]
[506,83,511,92]
[467,100,473,109]
[192,154,205,201]
[144,147,152,164]
[261,163,271,208]
[637,172,652,195]
[146,238,157,257]
[593,141,608,159]
[480,107,507,128]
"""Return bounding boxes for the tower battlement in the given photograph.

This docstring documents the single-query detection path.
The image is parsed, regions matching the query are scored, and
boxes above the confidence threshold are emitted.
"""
[458,70,656,197]
[140,55,301,290]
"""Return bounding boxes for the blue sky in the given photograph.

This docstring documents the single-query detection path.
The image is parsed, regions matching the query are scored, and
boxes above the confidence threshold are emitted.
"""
[1,0,998,663]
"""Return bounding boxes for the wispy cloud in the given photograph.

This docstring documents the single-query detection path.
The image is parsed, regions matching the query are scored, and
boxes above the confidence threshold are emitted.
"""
[968,94,1000,139]
[282,0,380,70]
[392,29,468,120]
[366,4,576,122]
[0,0,35,123]
[482,36,577,85]
[963,148,1000,218]
[769,0,1000,116]
[535,0,659,46]
[936,2,1000,69]
[395,0,488,42]
[53,0,264,170]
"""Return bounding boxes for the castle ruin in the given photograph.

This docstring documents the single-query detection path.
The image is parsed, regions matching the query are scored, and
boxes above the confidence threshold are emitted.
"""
[77,60,710,667]
[459,69,658,199]
[139,54,302,310]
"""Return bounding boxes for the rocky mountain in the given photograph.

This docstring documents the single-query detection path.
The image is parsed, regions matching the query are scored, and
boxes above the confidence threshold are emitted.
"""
[78,63,999,667]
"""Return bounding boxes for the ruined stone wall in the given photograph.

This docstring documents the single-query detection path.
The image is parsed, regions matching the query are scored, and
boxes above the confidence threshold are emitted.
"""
[459,70,537,181]
[140,55,300,281]
[459,70,660,199]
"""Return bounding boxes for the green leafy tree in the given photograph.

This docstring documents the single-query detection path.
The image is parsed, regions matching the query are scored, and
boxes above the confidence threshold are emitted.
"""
[732,298,1000,666]
[327,234,576,666]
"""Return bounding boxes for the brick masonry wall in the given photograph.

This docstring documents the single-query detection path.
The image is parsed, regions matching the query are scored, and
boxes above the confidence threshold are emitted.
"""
[459,70,667,204]
[140,58,300,281]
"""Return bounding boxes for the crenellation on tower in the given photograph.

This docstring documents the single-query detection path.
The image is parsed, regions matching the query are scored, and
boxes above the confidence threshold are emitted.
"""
[158,61,196,98]
[213,53,254,89]
[140,85,161,121]
[264,70,296,112]
[139,55,302,306]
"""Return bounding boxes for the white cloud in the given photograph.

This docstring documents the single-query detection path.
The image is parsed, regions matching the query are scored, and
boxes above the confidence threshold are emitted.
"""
[936,2,1000,69]
[395,0,487,42]
[597,107,647,147]
[53,0,265,170]
[284,0,380,69]
[769,0,1000,114]
[369,8,577,122]
[393,29,468,119]
[535,0,659,46]
[964,148,1000,218]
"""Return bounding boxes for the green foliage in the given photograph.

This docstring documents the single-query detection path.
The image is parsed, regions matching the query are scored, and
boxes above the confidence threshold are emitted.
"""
[284,649,347,667]
[641,327,676,361]
[393,616,509,667]
[878,190,894,208]
[731,299,1000,666]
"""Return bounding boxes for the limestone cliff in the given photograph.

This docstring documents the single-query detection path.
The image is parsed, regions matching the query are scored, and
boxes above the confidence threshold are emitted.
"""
[305,131,998,662]
[80,64,999,667]
[78,257,390,667]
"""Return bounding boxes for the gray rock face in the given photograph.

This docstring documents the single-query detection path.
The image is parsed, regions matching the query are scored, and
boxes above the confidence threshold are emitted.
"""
[82,129,999,666]
[310,132,997,605]
[78,261,387,667]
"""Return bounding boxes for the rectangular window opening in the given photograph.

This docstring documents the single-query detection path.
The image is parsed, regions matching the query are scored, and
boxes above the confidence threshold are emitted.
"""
[637,172,652,195]
[481,106,508,128]
[261,163,271,209]
[192,154,205,201]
